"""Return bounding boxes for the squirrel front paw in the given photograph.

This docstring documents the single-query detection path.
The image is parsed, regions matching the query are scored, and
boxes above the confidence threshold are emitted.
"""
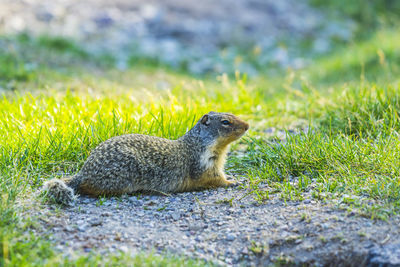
[225,176,242,187]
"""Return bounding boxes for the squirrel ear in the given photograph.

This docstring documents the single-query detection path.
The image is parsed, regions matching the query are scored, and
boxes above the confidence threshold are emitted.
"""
[201,114,210,125]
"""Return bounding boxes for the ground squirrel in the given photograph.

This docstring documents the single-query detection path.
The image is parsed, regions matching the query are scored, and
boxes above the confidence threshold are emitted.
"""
[42,111,249,205]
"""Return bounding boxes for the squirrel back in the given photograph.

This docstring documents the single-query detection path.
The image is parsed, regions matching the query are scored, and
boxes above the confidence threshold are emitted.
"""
[41,111,249,205]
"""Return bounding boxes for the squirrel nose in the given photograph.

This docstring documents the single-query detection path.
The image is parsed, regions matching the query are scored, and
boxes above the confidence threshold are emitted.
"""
[244,123,249,131]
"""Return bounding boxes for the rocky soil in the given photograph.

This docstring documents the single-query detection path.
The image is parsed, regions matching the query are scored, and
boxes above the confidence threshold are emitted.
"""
[24,179,400,266]
[0,0,353,74]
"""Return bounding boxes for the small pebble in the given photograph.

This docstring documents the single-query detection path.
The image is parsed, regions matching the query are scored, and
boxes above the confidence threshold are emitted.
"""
[90,219,102,226]
[171,212,181,221]
[226,233,236,241]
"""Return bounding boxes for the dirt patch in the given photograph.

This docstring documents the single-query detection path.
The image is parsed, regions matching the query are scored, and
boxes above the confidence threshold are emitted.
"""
[23,179,400,266]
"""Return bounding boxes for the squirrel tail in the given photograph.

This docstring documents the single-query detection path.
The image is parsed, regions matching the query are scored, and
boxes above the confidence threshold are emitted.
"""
[41,176,81,206]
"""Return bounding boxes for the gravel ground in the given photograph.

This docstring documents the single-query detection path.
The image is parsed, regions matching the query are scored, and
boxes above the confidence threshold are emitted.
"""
[24,178,400,266]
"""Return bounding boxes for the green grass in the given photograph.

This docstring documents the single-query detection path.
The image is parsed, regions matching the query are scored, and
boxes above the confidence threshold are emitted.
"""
[1,27,400,265]
[310,0,400,30]
[317,85,400,137]
[244,131,400,209]
[284,27,400,87]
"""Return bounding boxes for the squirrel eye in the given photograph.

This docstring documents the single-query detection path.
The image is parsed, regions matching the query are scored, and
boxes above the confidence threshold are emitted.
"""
[221,120,230,125]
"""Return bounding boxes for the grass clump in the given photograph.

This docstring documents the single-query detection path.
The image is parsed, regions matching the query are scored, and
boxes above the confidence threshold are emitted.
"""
[0,52,33,83]
[318,85,400,137]
[36,35,88,57]
[245,132,400,202]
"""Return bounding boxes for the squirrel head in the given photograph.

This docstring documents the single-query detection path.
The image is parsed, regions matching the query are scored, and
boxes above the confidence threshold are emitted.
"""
[190,111,249,147]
